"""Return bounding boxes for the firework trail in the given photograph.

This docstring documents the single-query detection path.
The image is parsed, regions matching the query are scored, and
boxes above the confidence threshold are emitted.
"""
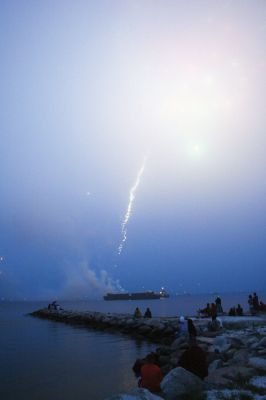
[118,159,146,255]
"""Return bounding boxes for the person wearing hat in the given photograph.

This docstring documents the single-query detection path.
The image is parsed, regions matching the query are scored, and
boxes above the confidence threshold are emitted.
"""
[175,316,188,339]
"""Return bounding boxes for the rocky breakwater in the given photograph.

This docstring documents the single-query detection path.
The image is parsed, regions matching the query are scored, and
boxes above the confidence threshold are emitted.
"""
[107,316,266,400]
[30,308,179,343]
[30,310,266,399]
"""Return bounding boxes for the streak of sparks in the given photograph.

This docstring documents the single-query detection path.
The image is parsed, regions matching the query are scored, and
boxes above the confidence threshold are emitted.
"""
[118,159,146,255]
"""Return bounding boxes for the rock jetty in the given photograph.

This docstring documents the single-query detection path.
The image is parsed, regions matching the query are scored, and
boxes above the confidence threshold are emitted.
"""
[30,309,266,399]
[30,308,182,343]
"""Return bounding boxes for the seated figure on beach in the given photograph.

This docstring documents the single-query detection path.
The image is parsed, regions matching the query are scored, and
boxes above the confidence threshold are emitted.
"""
[134,307,142,318]
[138,353,163,393]
[144,307,152,318]
[236,304,243,316]
[48,301,61,311]
[178,342,208,380]
[207,314,222,332]
[259,301,266,312]
[198,303,211,317]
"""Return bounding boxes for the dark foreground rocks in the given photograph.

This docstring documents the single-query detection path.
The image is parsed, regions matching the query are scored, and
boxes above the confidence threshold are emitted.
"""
[105,321,266,399]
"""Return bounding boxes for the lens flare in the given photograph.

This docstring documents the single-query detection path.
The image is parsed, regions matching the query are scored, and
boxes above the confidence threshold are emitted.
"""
[118,158,146,255]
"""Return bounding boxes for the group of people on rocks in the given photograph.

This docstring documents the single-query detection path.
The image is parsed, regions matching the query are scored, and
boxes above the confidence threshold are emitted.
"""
[47,301,62,311]
[228,304,243,316]
[133,316,208,394]
[134,307,152,318]
[198,296,223,319]
[131,292,266,395]
[197,293,266,318]
[248,292,266,314]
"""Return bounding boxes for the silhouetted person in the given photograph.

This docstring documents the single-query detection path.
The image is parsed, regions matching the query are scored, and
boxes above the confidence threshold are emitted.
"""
[187,319,197,342]
[253,293,259,311]
[229,307,236,316]
[134,307,142,318]
[144,307,152,318]
[139,353,163,393]
[198,303,211,317]
[179,342,208,380]
[210,303,217,320]
[248,294,253,313]
[215,296,223,313]
[236,304,243,316]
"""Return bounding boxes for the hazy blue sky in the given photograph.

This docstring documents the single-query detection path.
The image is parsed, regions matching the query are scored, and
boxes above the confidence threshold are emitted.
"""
[0,0,265,299]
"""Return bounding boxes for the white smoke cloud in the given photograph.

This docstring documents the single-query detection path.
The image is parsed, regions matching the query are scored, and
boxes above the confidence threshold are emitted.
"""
[61,261,123,299]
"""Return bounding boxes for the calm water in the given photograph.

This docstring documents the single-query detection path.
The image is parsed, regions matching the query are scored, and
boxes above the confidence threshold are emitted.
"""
[1,292,265,400]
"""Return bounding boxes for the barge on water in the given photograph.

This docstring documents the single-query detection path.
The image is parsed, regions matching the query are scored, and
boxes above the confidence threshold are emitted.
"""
[103,289,169,301]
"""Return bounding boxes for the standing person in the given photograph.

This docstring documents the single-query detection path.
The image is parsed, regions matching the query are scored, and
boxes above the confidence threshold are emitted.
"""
[210,303,217,320]
[139,353,163,393]
[215,296,223,314]
[253,293,259,311]
[248,294,253,314]
[236,304,243,316]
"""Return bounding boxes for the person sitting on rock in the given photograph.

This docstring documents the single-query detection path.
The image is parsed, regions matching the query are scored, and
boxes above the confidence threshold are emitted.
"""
[187,319,197,343]
[48,301,60,311]
[144,307,152,318]
[228,307,236,316]
[139,353,163,393]
[178,342,208,380]
[134,307,142,318]
[259,301,266,311]
[210,303,217,320]
[236,304,243,316]
[207,314,222,332]
[198,303,211,317]
[179,316,188,336]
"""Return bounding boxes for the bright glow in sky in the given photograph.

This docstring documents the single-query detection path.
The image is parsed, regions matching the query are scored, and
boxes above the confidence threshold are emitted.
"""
[0,0,265,299]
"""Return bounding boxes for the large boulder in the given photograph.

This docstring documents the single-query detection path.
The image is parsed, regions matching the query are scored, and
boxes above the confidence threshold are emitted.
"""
[105,388,162,399]
[213,336,231,353]
[170,336,187,350]
[138,325,152,334]
[208,359,223,374]
[231,348,249,365]
[205,366,254,388]
[248,357,266,371]
[205,389,264,400]
[258,337,266,348]
[161,367,204,400]
[249,376,266,389]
